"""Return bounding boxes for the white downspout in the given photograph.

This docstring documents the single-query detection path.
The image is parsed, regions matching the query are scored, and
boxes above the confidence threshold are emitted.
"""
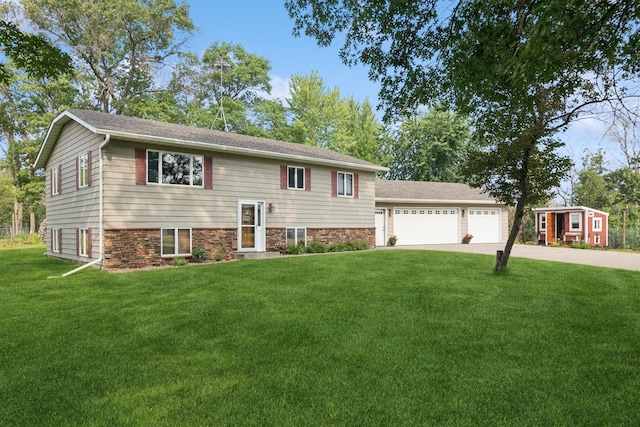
[48,135,110,279]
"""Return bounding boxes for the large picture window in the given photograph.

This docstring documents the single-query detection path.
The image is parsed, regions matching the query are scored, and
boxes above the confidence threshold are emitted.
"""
[288,166,305,189]
[337,172,353,197]
[161,228,192,256]
[148,151,203,186]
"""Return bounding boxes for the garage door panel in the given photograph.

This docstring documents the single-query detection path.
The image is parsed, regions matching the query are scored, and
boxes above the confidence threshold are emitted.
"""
[468,209,501,243]
[394,208,459,245]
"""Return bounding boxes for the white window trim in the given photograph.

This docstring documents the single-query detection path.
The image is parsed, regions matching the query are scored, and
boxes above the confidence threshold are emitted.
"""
[52,229,60,253]
[593,217,602,232]
[570,212,582,232]
[161,228,192,257]
[540,214,546,231]
[79,228,89,257]
[337,171,354,197]
[147,150,204,187]
[287,166,305,190]
[78,152,89,188]
[52,166,60,195]
[286,227,307,246]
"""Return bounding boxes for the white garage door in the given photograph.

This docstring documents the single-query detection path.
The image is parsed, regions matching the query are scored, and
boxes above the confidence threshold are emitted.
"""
[394,208,459,245]
[468,209,501,243]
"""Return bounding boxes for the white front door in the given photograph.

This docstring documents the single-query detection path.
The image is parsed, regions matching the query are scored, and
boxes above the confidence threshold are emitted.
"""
[375,209,387,246]
[238,200,265,252]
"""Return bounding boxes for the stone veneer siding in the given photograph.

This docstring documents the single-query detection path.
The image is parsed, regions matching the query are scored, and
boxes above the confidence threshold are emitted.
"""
[104,227,375,269]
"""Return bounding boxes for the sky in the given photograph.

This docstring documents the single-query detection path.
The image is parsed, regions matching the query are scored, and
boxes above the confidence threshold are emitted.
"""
[184,0,624,167]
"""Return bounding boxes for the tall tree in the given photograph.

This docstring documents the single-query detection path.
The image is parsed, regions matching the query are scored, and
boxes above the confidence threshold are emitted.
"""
[21,0,195,114]
[286,0,640,273]
[572,150,613,210]
[388,107,470,182]
[169,42,272,132]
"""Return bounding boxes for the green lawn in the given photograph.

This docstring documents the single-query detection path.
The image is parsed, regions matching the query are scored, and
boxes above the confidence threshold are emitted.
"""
[1,246,639,426]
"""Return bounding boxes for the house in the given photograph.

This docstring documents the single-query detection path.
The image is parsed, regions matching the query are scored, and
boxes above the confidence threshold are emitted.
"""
[532,206,608,247]
[374,180,508,246]
[34,109,387,269]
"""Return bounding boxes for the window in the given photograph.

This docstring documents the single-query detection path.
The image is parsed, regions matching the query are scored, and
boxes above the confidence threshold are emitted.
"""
[147,151,203,186]
[286,227,306,247]
[78,152,90,188]
[161,228,192,256]
[52,165,60,195]
[79,228,89,257]
[337,172,353,197]
[593,217,602,231]
[570,213,582,231]
[286,166,305,189]
[595,234,601,245]
[52,229,60,253]
[540,214,546,230]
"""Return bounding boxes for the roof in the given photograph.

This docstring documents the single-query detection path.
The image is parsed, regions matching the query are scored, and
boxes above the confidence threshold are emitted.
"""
[34,109,388,172]
[375,180,502,204]
[531,206,609,216]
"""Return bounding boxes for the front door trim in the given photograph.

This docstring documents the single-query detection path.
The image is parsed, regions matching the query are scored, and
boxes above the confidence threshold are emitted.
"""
[237,200,266,252]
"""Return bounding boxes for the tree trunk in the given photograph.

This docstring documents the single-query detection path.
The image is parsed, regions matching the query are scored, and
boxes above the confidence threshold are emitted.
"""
[495,196,528,274]
[12,199,23,238]
[29,210,36,234]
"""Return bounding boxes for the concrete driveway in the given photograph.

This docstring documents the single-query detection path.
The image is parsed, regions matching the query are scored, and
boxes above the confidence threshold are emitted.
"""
[379,243,640,272]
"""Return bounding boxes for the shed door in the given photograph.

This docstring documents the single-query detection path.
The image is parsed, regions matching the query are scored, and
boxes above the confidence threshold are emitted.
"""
[393,208,459,245]
[467,209,501,243]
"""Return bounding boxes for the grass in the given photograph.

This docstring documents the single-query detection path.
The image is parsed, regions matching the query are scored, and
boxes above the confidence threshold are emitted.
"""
[1,246,640,426]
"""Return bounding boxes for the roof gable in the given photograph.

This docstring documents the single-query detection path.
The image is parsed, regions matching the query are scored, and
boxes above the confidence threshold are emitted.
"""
[35,109,388,172]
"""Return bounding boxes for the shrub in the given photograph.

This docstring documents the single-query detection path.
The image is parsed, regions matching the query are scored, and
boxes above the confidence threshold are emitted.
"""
[288,243,306,255]
[172,257,187,266]
[305,241,328,253]
[192,247,208,261]
[571,241,591,250]
[215,250,223,262]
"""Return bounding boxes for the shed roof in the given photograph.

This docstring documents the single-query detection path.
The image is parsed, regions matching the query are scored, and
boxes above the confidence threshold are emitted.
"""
[34,109,388,172]
[375,180,502,204]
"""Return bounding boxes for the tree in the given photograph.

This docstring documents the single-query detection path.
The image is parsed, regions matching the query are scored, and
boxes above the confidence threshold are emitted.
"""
[22,0,195,114]
[168,42,272,132]
[286,0,640,273]
[572,150,612,210]
[0,20,72,84]
[388,107,470,182]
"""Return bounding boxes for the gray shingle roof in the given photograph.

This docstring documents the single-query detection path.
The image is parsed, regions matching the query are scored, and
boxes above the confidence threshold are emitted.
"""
[376,180,499,203]
[35,109,387,171]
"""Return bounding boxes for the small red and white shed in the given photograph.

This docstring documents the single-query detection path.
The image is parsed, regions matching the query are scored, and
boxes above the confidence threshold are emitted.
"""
[532,206,609,247]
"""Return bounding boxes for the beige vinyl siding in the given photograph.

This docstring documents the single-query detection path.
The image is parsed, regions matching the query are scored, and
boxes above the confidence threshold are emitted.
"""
[45,122,102,261]
[102,140,375,229]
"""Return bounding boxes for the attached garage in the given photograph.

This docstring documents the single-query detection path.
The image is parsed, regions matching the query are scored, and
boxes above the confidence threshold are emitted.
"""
[393,207,460,245]
[375,180,508,246]
[467,209,501,243]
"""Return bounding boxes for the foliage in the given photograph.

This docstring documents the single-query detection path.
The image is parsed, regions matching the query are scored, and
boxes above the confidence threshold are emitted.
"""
[571,241,591,250]
[388,235,397,245]
[171,257,187,266]
[285,0,640,274]
[462,233,473,244]
[288,242,306,255]
[388,107,471,182]
[2,247,640,425]
[328,240,370,252]
[191,247,207,260]
[214,249,223,262]
[22,0,196,114]
[305,240,328,253]
[0,19,72,83]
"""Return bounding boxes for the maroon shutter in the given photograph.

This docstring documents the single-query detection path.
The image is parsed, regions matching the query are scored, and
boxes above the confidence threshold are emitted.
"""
[135,148,146,185]
[354,173,359,199]
[87,229,93,258]
[280,165,287,189]
[204,156,213,189]
[86,151,92,187]
[58,229,62,252]
[58,164,62,195]
[331,170,338,197]
[305,167,311,191]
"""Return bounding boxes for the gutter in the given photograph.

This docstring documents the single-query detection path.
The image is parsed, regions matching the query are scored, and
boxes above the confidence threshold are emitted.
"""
[48,135,110,279]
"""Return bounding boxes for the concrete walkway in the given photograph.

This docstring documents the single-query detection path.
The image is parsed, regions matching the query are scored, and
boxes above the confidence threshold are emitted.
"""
[379,243,640,272]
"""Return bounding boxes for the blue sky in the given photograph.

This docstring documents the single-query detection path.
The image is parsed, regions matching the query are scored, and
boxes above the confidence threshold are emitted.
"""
[185,0,620,166]
[186,0,380,107]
